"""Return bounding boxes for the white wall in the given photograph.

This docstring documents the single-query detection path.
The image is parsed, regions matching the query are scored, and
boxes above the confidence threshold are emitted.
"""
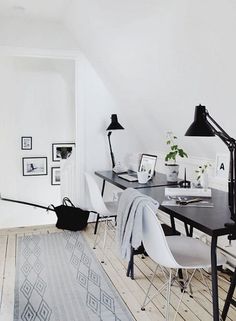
[65,0,236,162]
[1,1,236,225]
[0,56,75,227]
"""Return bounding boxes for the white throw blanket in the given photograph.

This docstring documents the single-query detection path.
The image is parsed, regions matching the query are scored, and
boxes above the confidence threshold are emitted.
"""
[116,188,159,260]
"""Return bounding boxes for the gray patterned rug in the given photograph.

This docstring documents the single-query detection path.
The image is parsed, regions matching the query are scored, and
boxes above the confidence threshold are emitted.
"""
[14,231,135,321]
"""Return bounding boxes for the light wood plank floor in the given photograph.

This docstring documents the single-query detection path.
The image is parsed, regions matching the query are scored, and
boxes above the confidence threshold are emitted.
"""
[0,223,235,321]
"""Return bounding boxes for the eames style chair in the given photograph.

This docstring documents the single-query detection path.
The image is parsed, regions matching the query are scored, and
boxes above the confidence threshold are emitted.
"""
[141,205,226,321]
[85,173,117,254]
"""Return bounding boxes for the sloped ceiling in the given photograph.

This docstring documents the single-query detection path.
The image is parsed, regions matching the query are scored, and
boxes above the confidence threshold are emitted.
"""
[1,0,236,159]
[63,0,236,158]
[0,0,71,21]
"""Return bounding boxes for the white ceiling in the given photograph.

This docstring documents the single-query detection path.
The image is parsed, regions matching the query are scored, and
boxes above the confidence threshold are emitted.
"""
[0,0,72,21]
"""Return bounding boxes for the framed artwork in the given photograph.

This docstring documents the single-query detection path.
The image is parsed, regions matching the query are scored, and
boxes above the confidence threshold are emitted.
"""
[215,153,229,179]
[21,136,32,150]
[138,153,157,178]
[51,167,61,185]
[22,157,48,176]
[52,143,75,162]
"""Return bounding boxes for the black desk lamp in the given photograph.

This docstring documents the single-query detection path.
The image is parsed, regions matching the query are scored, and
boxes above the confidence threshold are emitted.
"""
[106,114,124,168]
[185,104,236,225]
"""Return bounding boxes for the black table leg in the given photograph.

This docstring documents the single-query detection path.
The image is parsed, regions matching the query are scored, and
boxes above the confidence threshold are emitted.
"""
[211,236,220,321]
[94,213,100,235]
[94,179,106,235]
[222,267,236,321]
[101,179,106,196]
[127,247,134,279]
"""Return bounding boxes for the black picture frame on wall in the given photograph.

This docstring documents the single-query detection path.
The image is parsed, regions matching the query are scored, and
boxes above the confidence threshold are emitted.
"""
[52,143,75,162]
[22,157,48,176]
[51,167,61,185]
[21,136,32,150]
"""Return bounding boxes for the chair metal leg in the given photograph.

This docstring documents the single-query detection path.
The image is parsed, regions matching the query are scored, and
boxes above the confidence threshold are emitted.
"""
[166,269,172,321]
[141,264,162,310]
[200,269,211,296]
[173,269,195,321]
[100,219,109,263]
[93,219,101,249]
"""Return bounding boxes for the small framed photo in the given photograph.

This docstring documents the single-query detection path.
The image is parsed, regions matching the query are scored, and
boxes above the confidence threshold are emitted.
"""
[138,154,157,178]
[22,157,47,176]
[21,137,32,150]
[215,153,229,179]
[52,143,75,162]
[51,167,61,185]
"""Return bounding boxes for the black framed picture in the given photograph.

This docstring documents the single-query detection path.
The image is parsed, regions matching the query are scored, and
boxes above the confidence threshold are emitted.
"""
[22,157,48,176]
[21,137,32,150]
[51,167,61,185]
[52,143,75,162]
[138,154,157,178]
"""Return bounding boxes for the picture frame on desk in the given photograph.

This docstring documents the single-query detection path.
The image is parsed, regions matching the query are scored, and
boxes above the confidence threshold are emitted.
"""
[215,153,229,179]
[138,154,157,178]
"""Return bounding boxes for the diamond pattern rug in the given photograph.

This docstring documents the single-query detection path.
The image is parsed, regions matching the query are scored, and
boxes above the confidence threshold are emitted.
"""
[14,231,135,321]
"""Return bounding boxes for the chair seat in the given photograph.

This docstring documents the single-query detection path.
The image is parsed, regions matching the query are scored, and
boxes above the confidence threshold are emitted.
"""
[167,235,226,269]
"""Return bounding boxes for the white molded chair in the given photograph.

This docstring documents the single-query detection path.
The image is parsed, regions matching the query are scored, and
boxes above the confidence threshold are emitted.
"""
[85,173,117,254]
[141,205,226,321]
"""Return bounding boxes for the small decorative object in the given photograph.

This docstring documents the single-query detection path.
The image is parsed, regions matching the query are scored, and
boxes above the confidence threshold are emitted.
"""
[165,131,188,182]
[52,143,75,162]
[51,167,61,185]
[195,163,212,189]
[22,157,47,176]
[21,137,32,150]
[215,153,229,179]
[179,168,191,188]
[138,154,157,178]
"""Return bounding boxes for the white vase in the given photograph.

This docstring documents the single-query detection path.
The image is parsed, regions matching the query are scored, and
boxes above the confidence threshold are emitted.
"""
[165,164,179,182]
[200,172,209,190]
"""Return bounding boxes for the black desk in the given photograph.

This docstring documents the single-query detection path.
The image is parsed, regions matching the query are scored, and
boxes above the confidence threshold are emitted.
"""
[95,170,234,321]
[95,170,177,191]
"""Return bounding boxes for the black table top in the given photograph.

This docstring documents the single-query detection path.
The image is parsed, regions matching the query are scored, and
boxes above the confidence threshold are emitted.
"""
[139,186,234,237]
[95,170,177,190]
[95,170,235,237]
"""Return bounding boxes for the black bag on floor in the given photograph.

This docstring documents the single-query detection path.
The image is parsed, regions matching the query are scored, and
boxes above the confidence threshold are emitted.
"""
[48,197,89,231]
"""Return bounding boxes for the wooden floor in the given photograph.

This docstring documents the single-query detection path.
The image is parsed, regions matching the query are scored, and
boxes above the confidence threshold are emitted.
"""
[0,223,235,321]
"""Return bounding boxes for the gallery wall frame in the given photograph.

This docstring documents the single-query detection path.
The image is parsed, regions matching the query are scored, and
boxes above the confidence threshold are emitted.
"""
[52,143,75,162]
[22,157,48,176]
[51,167,61,185]
[21,136,32,150]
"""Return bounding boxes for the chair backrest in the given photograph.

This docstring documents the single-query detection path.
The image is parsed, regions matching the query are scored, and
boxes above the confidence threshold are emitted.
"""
[142,205,180,268]
[85,173,110,216]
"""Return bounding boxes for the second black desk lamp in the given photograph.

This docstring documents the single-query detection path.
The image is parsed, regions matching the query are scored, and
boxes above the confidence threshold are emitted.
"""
[106,114,124,169]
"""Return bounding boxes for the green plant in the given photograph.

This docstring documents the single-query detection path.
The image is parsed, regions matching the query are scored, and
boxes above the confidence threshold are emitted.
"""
[195,163,212,180]
[165,131,188,163]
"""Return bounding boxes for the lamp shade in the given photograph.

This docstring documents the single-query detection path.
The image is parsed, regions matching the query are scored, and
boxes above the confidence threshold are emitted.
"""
[185,105,215,136]
[106,114,124,131]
